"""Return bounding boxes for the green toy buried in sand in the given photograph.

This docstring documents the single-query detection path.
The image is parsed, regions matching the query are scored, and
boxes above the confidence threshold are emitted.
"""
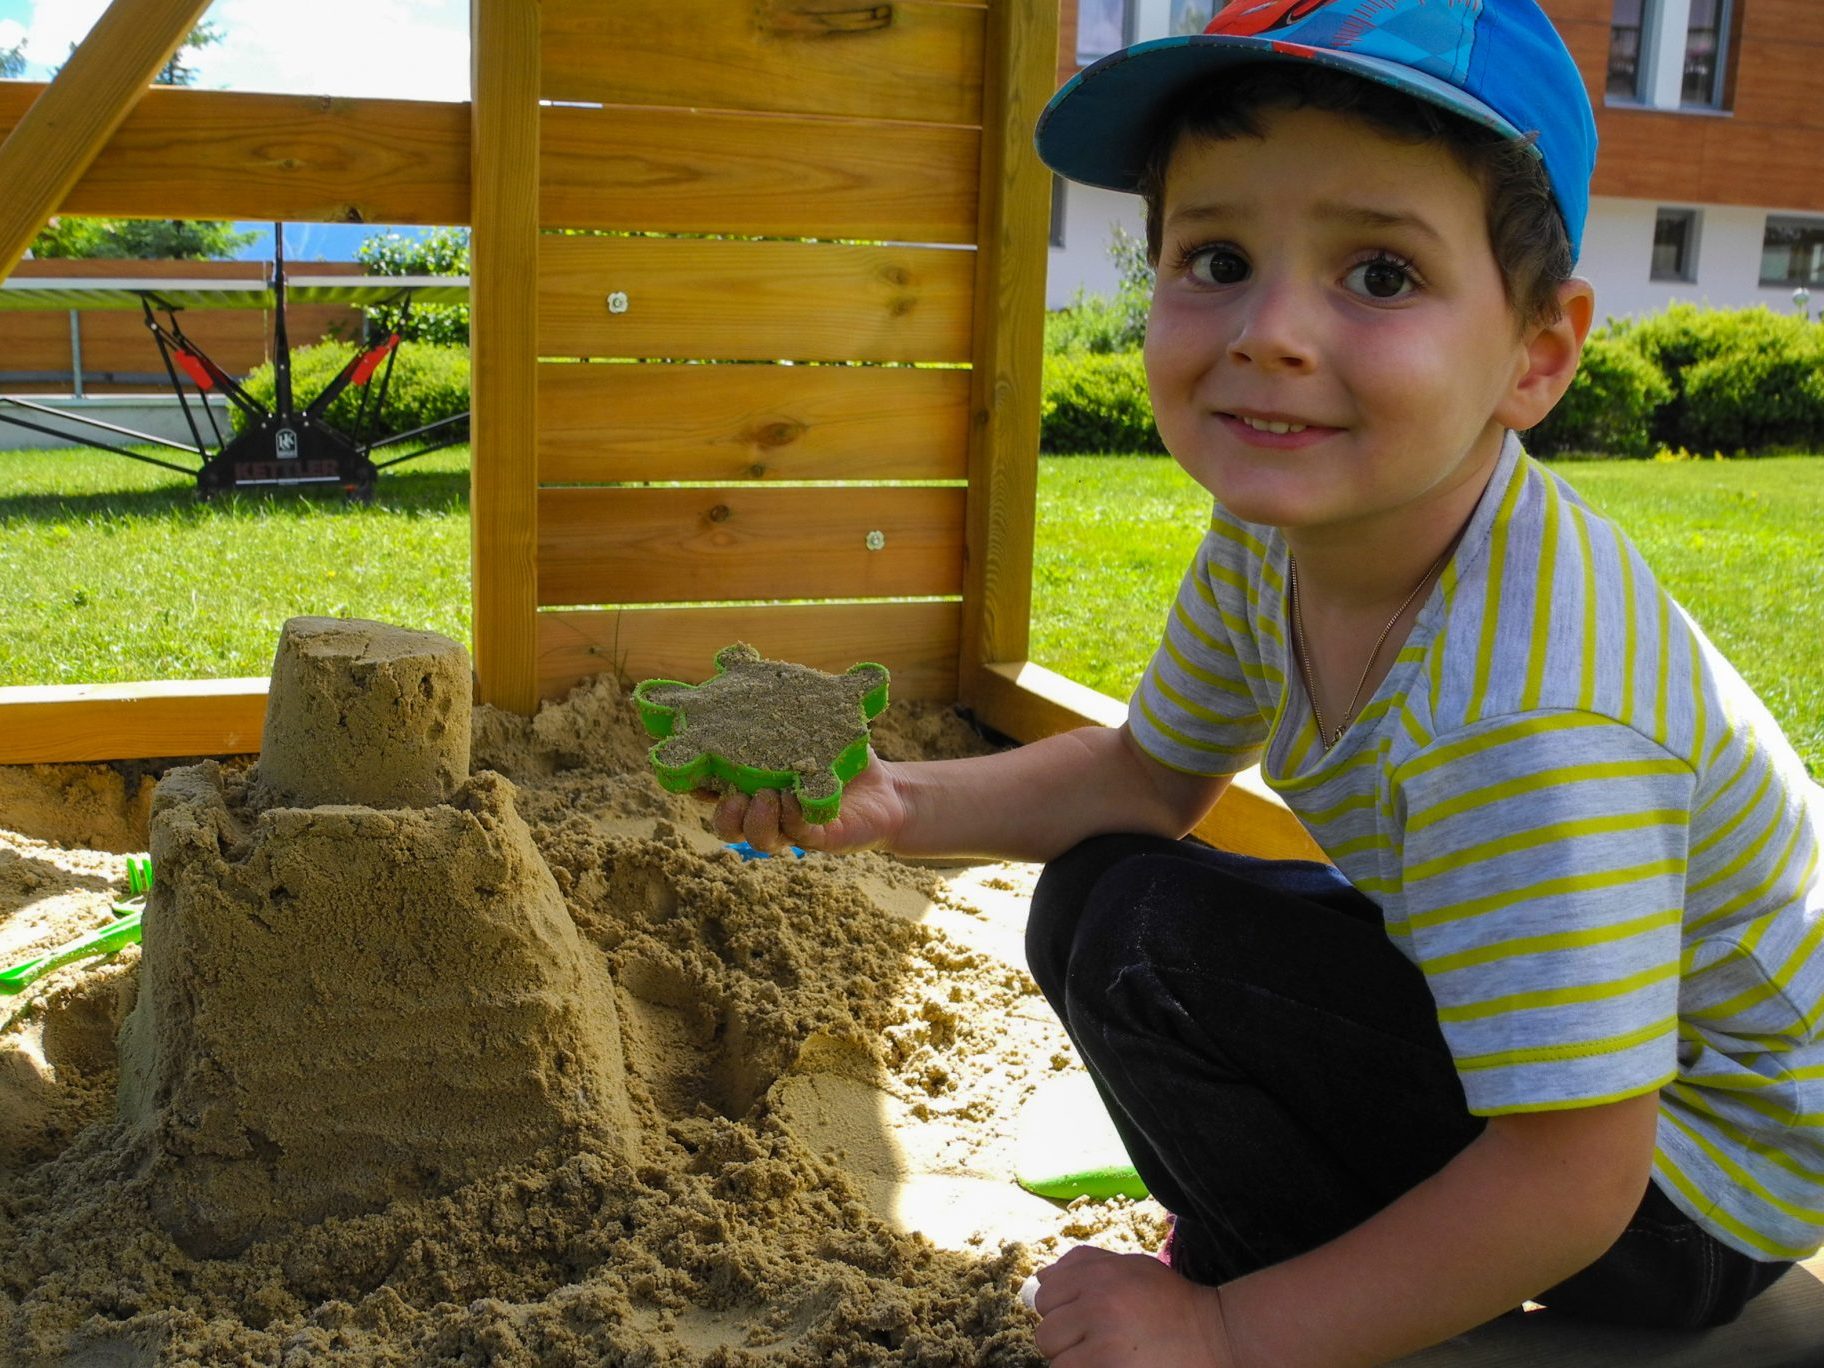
[633,644,889,824]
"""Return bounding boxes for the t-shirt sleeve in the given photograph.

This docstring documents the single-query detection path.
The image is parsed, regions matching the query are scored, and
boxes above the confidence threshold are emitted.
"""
[1127,525,1274,777]
[1391,713,1695,1115]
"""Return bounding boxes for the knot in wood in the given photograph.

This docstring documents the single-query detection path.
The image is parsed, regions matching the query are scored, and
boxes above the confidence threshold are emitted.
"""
[708,504,732,523]
[752,420,805,449]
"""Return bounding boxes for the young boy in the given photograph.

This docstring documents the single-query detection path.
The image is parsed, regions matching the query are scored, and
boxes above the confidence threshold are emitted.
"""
[708,0,1824,1361]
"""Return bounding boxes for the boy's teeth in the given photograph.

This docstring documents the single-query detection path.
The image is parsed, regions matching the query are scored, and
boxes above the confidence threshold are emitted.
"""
[1241,416,1306,434]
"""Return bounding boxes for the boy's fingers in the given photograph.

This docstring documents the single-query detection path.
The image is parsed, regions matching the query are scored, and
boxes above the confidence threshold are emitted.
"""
[742,788,786,851]
[712,792,749,843]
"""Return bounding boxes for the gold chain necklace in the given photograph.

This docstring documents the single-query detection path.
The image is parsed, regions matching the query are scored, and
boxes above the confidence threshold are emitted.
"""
[1288,545,1453,750]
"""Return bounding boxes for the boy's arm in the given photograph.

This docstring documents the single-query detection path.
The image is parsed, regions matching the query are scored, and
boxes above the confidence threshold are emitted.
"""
[719,724,1232,863]
[1033,1090,1661,1366]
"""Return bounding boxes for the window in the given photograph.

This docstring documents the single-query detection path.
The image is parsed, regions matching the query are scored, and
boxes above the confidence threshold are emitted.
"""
[1171,0,1216,35]
[1681,0,1732,108]
[1651,208,1701,282]
[1761,217,1824,289]
[1050,176,1068,249]
[1076,0,1135,65]
[1608,0,1646,100]
[1607,0,1735,110]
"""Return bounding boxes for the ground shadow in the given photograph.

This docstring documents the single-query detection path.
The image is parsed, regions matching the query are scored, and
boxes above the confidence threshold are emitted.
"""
[0,461,470,524]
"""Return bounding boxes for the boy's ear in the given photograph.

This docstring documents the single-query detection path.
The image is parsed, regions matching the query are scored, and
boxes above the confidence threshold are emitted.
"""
[1495,278,1597,433]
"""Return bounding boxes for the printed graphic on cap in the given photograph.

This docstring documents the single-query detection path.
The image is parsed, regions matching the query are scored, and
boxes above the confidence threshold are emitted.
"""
[1206,0,1337,36]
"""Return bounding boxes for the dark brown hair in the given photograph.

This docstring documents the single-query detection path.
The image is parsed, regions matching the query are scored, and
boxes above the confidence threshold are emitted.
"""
[1137,65,1573,330]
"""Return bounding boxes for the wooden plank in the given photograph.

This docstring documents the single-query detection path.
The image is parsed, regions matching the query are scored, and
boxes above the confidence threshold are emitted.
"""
[469,0,542,715]
[0,84,468,231]
[537,363,972,485]
[968,661,1327,863]
[1394,1257,1824,1365]
[537,601,961,704]
[540,104,980,243]
[537,237,977,364]
[0,679,267,763]
[0,0,215,281]
[956,0,1054,705]
[537,486,966,607]
[540,0,986,127]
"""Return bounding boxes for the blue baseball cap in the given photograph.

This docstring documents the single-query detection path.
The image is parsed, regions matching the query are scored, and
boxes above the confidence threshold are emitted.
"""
[1035,0,1597,258]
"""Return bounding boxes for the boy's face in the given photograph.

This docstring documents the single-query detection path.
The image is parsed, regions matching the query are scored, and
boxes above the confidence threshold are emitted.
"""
[1145,105,1537,542]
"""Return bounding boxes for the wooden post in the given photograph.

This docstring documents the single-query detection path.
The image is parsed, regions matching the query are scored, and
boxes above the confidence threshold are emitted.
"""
[956,0,1056,709]
[469,0,542,713]
[0,0,214,281]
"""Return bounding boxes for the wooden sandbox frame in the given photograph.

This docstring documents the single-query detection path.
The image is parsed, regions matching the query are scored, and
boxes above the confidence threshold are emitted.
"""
[0,0,1312,859]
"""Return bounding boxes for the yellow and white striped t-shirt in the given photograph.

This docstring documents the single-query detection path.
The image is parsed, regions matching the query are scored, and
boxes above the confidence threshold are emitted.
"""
[1129,431,1824,1261]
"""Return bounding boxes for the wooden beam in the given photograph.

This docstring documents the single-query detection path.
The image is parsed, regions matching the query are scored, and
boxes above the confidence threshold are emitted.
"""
[0,0,215,281]
[969,661,1327,863]
[469,0,541,714]
[956,0,1055,707]
[0,680,266,764]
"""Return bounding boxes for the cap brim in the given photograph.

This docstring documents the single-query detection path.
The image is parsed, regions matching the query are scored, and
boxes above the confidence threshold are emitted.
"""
[1036,34,1526,192]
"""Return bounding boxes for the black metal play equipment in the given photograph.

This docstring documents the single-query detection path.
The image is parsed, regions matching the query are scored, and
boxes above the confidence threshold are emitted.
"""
[0,225,469,500]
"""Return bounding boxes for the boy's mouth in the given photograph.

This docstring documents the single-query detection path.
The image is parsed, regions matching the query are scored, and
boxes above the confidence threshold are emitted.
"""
[1217,409,1341,441]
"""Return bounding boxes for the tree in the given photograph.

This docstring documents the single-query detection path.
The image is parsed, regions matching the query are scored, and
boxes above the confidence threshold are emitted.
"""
[356,227,471,347]
[0,39,25,79]
[27,23,254,261]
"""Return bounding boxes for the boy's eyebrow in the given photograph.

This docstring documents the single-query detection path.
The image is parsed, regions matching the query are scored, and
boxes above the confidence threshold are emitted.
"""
[1165,200,1446,247]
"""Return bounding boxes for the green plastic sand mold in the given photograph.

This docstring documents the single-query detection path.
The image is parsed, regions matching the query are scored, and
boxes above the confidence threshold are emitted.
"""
[0,854,153,996]
[633,644,890,825]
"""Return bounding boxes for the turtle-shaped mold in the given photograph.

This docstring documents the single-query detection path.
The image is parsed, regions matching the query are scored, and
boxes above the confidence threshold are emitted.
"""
[632,644,890,824]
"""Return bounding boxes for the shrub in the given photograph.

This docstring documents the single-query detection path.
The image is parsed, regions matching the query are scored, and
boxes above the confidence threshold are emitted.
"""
[1525,330,1671,458]
[1041,351,1163,454]
[1045,222,1155,357]
[355,227,470,346]
[1610,303,1824,452]
[231,339,471,441]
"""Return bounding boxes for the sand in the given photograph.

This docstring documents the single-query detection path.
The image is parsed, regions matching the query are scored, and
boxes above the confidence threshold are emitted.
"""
[0,668,1167,1367]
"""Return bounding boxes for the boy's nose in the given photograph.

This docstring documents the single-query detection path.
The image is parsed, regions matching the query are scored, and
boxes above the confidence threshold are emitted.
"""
[1225,281,1317,373]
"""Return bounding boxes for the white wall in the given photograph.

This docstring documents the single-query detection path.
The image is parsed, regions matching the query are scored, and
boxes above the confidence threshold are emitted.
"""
[1047,180,1146,309]
[1581,197,1815,325]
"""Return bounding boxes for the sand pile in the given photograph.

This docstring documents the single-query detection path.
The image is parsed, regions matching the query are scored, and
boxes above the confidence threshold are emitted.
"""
[0,625,1167,1367]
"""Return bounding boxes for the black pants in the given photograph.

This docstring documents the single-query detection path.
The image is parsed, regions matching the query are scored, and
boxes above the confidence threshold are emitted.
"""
[1026,833,1793,1331]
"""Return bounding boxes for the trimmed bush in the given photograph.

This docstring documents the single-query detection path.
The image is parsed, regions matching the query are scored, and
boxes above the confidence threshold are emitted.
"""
[1525,330,1672,458]
[232,340,471,441]
[1041,351,1163,454]
[1610,304,1824,453]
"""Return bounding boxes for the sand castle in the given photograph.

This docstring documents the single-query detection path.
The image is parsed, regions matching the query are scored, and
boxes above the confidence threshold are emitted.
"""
[115,617,634,1257]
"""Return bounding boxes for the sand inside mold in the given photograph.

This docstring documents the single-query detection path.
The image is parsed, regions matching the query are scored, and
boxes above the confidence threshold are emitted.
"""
[0,671,1167,1367]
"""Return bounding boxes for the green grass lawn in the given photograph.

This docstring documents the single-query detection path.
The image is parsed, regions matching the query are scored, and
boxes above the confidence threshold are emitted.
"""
[0,444,471,687]
[1,443,1817,775]
[1032,454,1824,777]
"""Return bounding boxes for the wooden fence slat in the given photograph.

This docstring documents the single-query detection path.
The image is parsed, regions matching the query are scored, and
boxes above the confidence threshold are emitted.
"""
[540,0,986,127]
[469,0,541,714]
[0,84,470,228]
[958,0,1054,702]
[537,486,965,607]
[538,363,971,485]
[538,237,976,364]
[0,0,215,280]
[541,104,979,243]
[537,601,961,704]
[0,679,267,763]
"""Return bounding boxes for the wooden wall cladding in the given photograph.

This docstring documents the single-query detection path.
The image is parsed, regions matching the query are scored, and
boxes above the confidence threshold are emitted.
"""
[539,104,980,242]
[538,363,971,485]
[536,236,976,364]
[537,600,962,704]
[539,0,986,126]
[536,485,966,607]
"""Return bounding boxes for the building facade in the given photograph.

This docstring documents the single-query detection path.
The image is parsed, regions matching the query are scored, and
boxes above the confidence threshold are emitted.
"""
[1046,0,1824,325]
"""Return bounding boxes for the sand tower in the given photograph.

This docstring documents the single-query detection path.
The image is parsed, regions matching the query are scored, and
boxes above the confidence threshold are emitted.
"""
[118,618,633,1257]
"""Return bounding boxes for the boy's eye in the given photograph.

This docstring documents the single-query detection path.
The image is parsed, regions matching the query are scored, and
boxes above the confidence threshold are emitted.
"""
[1346,256,1417,300]
[1186,246,1249,286]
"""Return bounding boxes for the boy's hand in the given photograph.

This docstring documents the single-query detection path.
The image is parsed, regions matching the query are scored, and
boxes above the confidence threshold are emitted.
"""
[696,751,907,855]
[1031,1246,1234,1366]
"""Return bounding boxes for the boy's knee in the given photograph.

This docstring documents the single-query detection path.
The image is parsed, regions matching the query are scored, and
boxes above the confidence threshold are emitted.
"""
[1028,834,1167,995]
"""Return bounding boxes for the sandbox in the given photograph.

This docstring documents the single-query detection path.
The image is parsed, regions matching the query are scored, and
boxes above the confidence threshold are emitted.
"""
[0,621,1163,1367]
